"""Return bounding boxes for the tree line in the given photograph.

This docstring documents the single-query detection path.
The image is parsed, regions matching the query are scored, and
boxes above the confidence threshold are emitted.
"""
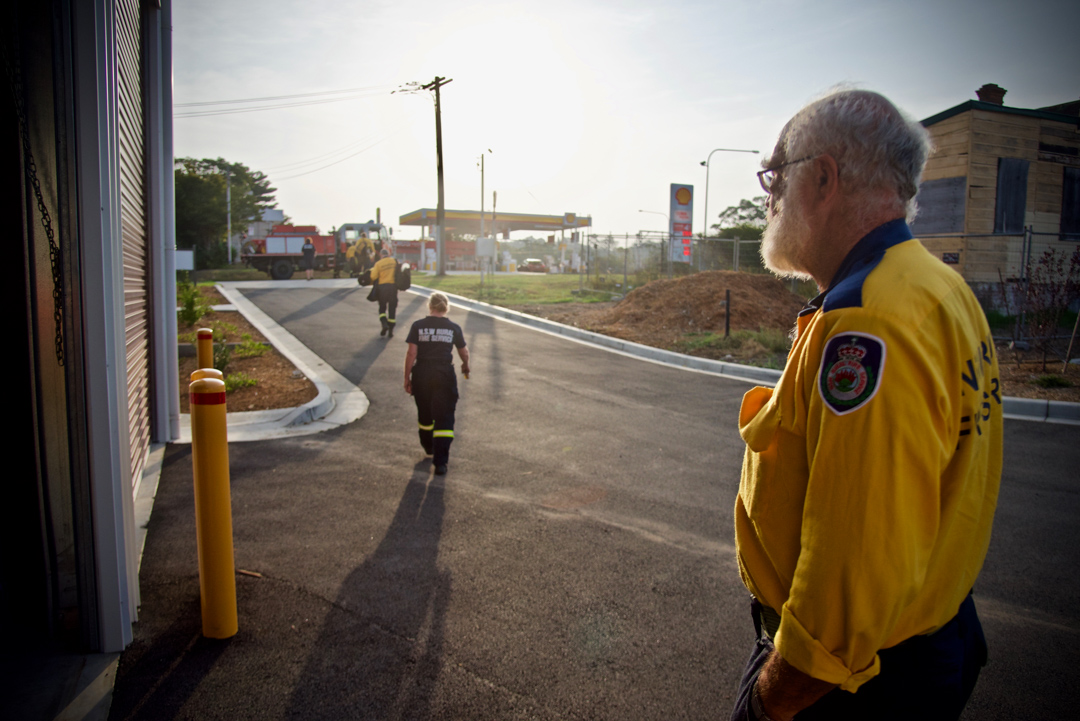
[175,157,280,269]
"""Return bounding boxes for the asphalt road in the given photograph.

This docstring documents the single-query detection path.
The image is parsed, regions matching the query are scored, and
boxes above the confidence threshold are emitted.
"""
[110,285,1080,720]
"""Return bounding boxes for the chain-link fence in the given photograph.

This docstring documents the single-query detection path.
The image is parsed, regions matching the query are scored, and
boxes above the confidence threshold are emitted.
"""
[916,229,1079,365]
[578,231,816,298]
[916,229,1079,307]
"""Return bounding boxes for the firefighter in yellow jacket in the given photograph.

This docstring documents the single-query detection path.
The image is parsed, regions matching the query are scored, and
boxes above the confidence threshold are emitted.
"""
[729,90,1002,721]
[370,248,399,338]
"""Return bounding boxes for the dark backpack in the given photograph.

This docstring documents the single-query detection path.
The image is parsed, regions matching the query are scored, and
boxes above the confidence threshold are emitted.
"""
[394,261,411,291]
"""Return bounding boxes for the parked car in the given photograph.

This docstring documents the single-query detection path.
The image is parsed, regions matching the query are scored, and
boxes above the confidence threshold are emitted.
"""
[519,258,548,273]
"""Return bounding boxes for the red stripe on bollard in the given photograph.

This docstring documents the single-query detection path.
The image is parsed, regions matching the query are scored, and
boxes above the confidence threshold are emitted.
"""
[197,329,213,338]
[190,392,228,405]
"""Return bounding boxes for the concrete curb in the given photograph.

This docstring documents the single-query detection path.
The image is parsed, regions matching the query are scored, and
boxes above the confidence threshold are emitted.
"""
[409,284,1080,425]
[407,285,785,386]
[1003,397,1080,425]
[172,283,370,443]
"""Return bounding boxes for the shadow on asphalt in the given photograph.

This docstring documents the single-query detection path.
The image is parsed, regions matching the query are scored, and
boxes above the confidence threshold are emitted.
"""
[337,295,428,384]
[247,287,361,326]
[285,461,450,718]
[462,311,503,402]
[107,603,231,721]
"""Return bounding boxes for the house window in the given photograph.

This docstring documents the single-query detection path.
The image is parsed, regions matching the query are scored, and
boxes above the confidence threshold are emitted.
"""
[994,157,1029,234]
[1062,167,1080,240]
[910,176,966,235]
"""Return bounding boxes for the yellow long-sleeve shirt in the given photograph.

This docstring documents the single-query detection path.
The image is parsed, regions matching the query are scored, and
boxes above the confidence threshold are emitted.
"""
[735,220,1003,692]
[370,256,397,285]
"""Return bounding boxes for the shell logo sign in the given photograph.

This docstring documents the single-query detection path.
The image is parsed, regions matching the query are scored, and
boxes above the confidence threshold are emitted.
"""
[669,184,694,263]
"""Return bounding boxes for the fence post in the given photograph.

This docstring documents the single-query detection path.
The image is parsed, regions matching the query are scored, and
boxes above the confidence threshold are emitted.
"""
[725,289,731,338]
[189,376,238,639]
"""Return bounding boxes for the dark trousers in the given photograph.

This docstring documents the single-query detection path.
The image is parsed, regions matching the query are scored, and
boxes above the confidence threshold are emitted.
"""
[730,594,987,721]
[412,365,458,465]
[377,284,398,330]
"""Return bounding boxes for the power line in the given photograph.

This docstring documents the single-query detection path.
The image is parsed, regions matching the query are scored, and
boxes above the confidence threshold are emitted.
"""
[174,89,389,118]
[175,84,395,108]
[274,133,397,181]
[260,132,384,173]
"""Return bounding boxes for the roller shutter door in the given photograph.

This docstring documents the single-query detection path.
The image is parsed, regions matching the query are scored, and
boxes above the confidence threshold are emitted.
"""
[116,0,151,491]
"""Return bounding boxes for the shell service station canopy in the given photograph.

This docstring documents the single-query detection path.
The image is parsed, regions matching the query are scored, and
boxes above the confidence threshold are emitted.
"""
[399,208,592,238]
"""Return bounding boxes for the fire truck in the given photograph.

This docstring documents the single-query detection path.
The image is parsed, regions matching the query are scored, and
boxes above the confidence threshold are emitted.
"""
[241,221,391,279]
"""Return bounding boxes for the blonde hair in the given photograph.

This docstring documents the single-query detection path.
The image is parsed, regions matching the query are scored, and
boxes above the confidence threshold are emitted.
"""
[428,292,449,314]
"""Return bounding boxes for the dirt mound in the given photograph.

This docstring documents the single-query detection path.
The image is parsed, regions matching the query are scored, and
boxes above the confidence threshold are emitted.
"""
[559,271,805,347]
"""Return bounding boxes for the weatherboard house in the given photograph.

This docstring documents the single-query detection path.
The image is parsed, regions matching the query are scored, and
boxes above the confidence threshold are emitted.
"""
[912,84,1080,297]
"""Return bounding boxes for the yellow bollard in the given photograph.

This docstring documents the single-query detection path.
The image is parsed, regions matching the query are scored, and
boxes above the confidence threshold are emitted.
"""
[196,328,214,370]
[191,368,223,382]
[189,377,238,639]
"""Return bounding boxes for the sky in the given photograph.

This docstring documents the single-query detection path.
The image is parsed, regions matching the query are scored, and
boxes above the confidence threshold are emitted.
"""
[173,0,1080,240]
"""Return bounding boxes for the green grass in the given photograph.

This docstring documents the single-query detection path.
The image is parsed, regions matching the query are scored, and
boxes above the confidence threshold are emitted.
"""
[671,328,792,369]
[673,328,791,355]
[412,273,610,305]
[1032,374,1072,389]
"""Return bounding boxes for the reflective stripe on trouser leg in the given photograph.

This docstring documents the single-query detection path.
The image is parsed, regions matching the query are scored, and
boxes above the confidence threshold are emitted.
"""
[417,421,434,453]
[411,365,457,466]
[377,285,398,324]
[432,429,454,466]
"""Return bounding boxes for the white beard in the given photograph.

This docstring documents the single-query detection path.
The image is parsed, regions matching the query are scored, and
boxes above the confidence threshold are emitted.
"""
[760,194,814,280]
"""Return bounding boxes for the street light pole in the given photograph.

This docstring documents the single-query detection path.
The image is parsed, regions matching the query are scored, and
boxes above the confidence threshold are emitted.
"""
[479,149,492,239]
[699,147,759,241]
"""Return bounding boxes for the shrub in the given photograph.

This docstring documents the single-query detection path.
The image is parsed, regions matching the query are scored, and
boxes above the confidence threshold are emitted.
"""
[224,372,257,393]
[234,333,268,358]
[213,342,231,373]
[177,281,211,325]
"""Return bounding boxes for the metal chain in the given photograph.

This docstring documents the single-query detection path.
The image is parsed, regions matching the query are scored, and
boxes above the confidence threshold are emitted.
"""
[4,29,66,366]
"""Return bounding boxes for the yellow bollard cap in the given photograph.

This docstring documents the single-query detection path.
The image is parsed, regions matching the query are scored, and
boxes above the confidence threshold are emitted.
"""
[191,368,224,382]
[197,328,214,340]
[189,377,227,406]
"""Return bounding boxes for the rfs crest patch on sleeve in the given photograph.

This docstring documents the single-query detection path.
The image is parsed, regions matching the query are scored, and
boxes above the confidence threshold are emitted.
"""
[818,332,886,415]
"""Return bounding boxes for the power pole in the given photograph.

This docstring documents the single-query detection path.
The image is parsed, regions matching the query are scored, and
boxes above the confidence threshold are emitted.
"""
[422,76,452,275]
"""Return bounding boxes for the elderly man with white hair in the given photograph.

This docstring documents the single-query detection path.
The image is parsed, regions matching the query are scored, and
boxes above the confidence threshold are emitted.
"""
[730,89,1003,721]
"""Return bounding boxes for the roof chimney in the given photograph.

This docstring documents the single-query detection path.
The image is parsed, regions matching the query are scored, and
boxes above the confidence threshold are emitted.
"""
[976,83,1007,106]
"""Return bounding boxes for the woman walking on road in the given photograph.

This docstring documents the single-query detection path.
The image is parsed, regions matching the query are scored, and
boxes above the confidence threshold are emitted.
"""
[403,292,470,475]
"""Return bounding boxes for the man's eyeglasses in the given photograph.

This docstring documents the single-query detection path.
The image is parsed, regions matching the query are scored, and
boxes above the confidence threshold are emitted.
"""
[757,156,815,195]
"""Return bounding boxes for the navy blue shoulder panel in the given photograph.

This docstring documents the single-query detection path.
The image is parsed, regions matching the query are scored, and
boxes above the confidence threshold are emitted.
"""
[822,258,880,311]
[821,219,912,312]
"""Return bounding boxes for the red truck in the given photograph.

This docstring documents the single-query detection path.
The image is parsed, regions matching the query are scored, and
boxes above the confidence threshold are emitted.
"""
[241,225,336,280]
[241,221,392,280]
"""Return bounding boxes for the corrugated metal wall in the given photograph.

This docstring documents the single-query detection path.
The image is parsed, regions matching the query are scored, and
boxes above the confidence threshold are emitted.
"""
[116,0,151,491]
